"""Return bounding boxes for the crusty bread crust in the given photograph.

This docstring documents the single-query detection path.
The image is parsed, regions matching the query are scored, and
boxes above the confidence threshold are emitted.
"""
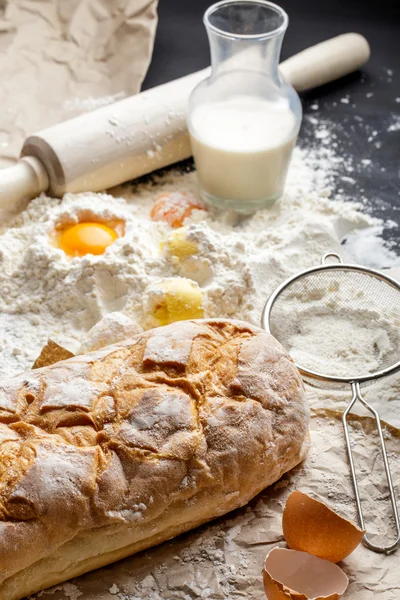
[0,319,309,599]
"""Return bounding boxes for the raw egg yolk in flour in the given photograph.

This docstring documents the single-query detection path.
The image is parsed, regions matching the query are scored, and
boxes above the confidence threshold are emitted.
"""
[150,192,206,228]
[59,222,118,257]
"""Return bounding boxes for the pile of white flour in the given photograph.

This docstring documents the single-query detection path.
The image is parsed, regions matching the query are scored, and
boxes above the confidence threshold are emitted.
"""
[0,141,395,381]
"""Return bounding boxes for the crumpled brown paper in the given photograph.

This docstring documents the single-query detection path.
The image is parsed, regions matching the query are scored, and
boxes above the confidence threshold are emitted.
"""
[0,0,158,167]
[31,400,400,600]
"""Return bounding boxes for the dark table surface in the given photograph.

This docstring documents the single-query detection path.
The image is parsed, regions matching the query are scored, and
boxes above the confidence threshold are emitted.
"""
[143,0,400,264]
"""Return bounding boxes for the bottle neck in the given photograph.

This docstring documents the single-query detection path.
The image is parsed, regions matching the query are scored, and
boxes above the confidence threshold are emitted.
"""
[207,29,284,83]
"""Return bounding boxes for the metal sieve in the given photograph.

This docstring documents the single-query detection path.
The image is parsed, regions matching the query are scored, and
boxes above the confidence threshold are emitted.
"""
[261,252,400,554]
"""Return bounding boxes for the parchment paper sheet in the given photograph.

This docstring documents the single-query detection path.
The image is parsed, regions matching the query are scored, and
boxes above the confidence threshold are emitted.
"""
[0,0,158,167]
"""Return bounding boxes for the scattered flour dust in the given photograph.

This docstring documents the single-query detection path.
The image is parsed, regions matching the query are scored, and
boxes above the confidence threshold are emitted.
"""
[0,141,395,381]
[387,114,400,132]
[35,582,82,599]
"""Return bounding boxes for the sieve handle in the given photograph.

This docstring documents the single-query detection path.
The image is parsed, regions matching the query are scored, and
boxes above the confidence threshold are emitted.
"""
[343,382,400,553]
[321,252,343,265]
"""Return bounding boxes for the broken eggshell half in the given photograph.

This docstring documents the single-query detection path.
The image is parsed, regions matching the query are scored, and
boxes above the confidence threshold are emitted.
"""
[282,491,365,563]
[263,548,349,600]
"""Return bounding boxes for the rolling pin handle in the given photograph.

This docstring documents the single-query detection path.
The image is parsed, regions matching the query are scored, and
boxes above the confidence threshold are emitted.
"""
[280,33,371,92]
[0,157,49,209]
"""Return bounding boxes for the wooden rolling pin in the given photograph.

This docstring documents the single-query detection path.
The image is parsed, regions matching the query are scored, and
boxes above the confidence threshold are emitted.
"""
[0,33,370,208]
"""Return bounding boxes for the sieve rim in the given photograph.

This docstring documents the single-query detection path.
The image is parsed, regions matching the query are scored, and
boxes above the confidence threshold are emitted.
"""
[261,261,400,384]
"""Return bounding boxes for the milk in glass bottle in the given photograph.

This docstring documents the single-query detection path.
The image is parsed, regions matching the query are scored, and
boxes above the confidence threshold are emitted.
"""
[188,0,302,213]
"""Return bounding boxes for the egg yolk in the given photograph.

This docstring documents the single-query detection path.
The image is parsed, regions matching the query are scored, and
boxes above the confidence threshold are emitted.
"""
[150,192,206,228]
[59,222,118,257]
[148,277,204,326]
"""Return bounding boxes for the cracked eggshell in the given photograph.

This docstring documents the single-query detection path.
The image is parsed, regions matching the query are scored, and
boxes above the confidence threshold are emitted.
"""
[263,548,349,600]
[282,491,365,563]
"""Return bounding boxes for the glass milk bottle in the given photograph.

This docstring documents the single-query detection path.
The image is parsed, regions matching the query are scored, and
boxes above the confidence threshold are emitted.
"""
[188,0,302,213]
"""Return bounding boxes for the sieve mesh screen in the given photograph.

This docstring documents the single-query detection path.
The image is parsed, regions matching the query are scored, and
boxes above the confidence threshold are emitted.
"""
[268,268,400,383]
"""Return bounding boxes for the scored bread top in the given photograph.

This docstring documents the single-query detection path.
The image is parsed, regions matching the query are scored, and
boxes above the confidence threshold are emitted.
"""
[0,319,309,583]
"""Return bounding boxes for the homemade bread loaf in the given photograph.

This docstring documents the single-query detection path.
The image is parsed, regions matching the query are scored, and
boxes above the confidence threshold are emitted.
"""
[0,319,309,599]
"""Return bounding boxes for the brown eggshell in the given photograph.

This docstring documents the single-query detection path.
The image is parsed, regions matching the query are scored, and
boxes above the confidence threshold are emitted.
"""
[263,547,349,600]
[283,491,365,563]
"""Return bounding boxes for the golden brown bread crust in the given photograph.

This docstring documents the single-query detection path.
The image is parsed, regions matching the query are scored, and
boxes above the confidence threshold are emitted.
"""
[0,319,309,599]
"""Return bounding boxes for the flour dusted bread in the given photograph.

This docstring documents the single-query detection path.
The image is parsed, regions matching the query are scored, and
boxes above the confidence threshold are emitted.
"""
[0,319,309,600]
